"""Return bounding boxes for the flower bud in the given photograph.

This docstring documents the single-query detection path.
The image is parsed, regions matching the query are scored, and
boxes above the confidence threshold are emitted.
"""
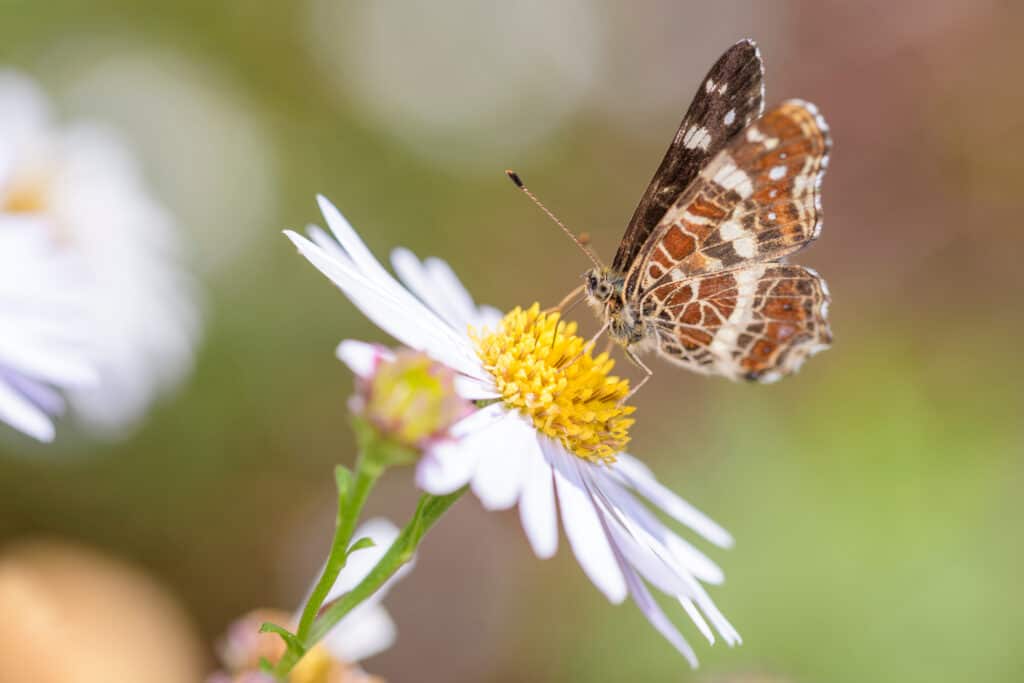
[352,349,471,449]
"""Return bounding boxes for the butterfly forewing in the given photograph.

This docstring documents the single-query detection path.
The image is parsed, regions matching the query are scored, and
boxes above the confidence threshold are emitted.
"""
[631,99,831,294]
[612,39,765,273]
[565,41,833,385]
[645,264,832,381]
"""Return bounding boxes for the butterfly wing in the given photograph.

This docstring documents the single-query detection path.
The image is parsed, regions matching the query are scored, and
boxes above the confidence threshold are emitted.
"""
[630,99,831,294]
[611,39,765,273]
[644,263,832,382]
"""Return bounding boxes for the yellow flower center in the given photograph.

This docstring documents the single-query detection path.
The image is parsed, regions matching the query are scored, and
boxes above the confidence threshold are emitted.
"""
[472,303,635,464]
[1,164,52,214]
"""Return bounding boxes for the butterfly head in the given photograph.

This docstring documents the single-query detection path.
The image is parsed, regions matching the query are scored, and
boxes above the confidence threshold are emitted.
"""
[584,268,616,303]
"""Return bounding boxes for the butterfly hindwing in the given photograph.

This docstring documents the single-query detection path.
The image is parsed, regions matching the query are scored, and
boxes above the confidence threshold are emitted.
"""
[644,263,832,382]
[632,99,830,293]
[611,39,765,273]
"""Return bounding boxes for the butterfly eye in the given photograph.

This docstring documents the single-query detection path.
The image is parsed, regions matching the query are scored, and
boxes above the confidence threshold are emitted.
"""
[596,281,613,300]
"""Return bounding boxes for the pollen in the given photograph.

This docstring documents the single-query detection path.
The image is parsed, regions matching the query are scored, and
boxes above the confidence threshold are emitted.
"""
[472,303,635,464]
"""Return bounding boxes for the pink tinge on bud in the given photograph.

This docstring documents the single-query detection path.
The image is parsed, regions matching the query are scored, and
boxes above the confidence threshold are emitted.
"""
[206,673,277,683]
[349,348,473,450]
[218,609,291,673]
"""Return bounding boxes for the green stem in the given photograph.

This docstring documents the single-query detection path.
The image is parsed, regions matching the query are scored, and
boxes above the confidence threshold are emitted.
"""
[274,487,466,676]
[294,455,380,642]
[311,487,465,642]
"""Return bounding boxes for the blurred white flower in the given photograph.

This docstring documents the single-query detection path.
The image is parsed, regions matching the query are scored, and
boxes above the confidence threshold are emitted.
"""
[215,518,408,682]
[0,223,97,441]
[286,197,739,666]
[0,69,200,437]
[59,47,278,272]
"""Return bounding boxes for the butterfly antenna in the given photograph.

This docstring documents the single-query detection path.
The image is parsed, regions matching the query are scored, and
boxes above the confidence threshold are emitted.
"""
[505,170,604,270]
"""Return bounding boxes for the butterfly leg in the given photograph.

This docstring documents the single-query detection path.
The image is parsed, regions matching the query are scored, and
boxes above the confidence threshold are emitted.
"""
[621,347,653,403]
[543,284,585,314]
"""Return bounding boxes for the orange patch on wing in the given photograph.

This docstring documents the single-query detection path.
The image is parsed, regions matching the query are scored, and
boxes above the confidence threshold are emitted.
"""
[764,296,802,322]
[667,285,694,308]
[662,226,696,260]
[679,303,703,326]
[698,273,735,299]
[679,328,713,349]
[687,195,728,221]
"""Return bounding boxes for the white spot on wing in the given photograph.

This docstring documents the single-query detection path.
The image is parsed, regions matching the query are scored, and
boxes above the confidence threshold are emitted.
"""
[769,165,787,181]
[705,79,716,93]
[719,219,743,241]
[733,235,756,258]
[705,155,753,198]
[682,125,712,150]
[724,109,736,126]
[709,266,763,375]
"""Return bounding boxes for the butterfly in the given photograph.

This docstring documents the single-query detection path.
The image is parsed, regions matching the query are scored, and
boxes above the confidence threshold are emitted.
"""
[511,39,832,396]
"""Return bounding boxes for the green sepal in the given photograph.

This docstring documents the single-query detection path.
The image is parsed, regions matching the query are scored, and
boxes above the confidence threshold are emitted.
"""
[350,416,419,471]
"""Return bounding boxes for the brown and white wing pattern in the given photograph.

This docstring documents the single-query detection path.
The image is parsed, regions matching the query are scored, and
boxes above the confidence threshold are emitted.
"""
[612,39,764,273]
[631,99,830,293]
[644,264,832,382]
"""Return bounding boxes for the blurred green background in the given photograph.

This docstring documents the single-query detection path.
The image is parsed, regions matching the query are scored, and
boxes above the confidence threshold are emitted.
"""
[1,1,1022,681]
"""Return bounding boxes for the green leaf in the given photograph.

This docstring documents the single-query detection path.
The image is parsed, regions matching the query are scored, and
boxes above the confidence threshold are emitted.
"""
[347,536,376,554]
[259,621,305,657]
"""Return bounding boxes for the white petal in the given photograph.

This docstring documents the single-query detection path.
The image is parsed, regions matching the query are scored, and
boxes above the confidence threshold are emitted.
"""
[596,496,701,601]
[1,372,65,416]
[449,402,505,437]
[335,340,393,379]
[518,433,558,559]
[613,453,733,548]
[590,469,724,584]
[321,603,397,664]
[469,412,529,510]
[285,231,485,379]
[0,334,98,387]
[545,439,626,603]
[419,406,516,496]
[424,256,479,330]
[453,374,499,400]
[683,580,743,646]
[606,527,699,668]
[599,486,740,646]
[391,248,471,332]
[417,439,481,495]
[307,224,354,265]
[0,378,55,441]
[316,196,394,282]
[679,597,715,645]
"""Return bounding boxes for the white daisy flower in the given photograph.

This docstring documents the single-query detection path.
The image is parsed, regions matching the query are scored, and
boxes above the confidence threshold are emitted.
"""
[216,518,407,682]
[0,70,200,436]
[0,222,97,441]
[285,197,740,666]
